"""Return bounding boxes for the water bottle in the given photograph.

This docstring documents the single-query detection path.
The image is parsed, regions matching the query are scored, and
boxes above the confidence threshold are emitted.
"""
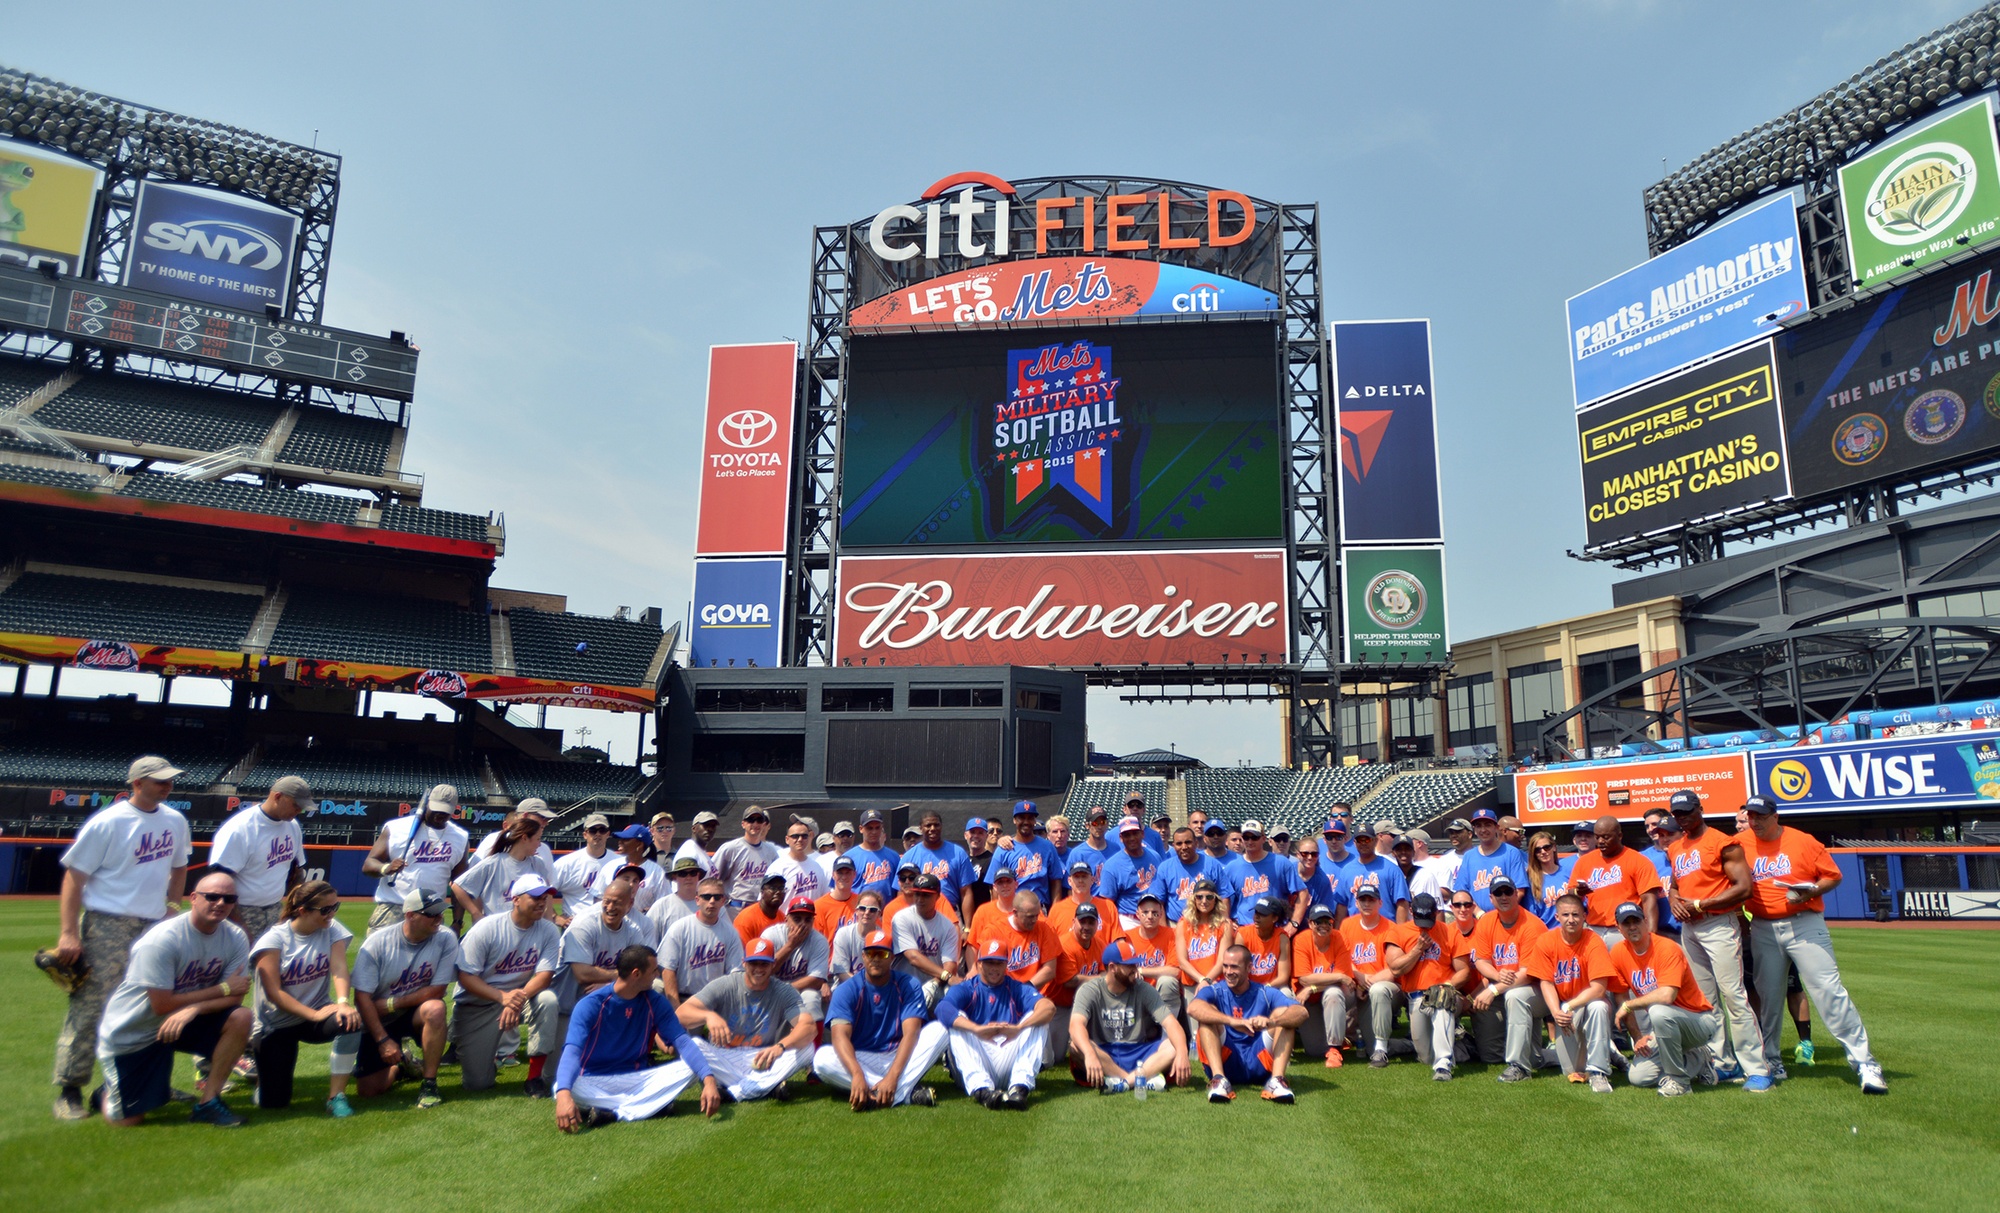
[1133,1077,1147,1101]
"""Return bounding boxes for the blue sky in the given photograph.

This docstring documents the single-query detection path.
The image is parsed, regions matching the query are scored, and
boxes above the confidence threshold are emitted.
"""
[6,0,1975,766]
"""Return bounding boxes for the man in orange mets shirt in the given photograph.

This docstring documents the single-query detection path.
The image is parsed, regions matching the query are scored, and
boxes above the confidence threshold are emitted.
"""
[1607,900,1718,1097]
[1467,874,1544,1066]
[1400,893,1471,1081]
[1568,817,1661,943]
[1338,884,1419,1067]
[1510,893,1615,1091]
[1290,902,1355,1065]
[1664,789,1771,1089]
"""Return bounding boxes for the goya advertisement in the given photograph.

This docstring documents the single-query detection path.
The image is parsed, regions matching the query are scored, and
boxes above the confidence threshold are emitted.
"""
[1752,731,2000,813]
[839,322,1282,547]
[1341,546,1447,664]
[847,257,1279,330]
[1840,95,2000,291]
[0,137,103,276]
[1577,340,1792,547]
[689,557,785,669]
[1334,319,1442,544]
[127,181,300,309]
[1776,244,2000,497]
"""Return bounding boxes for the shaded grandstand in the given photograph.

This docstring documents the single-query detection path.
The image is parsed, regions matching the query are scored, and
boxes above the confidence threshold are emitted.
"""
[1064,762,1498,838]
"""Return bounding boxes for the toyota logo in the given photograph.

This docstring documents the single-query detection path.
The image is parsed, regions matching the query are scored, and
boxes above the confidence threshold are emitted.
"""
[718,409,778,449]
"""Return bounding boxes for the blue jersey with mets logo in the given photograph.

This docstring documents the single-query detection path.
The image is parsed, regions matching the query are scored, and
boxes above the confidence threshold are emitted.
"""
[1222,853,1301,924]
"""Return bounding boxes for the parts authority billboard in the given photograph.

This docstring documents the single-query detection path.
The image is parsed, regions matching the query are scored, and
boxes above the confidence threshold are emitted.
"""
[1840,95,2000,292]
[0,137,102,276]
[1341,546,1447,663]
[1333,319,1442,545]
[1577,340,1791,546]
[694,342,796,557]
[1566,192,1806,407]
[127,181,300,309]
[833,548,1288,668]
[689,558,785,668]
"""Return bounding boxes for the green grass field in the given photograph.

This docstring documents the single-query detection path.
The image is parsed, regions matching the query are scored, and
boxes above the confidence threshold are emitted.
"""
[2,900,1995,1212]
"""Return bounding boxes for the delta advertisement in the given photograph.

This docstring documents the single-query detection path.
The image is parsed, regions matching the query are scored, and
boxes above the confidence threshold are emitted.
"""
[694,342,796,557]
[0,137,102,276]
[1566,192,1808,408]
[838,322,1283,547]
[832,548,1289,668]
[689,557,785,669]
[1576,340,1792,547]
[1333,319,1443,545]
[1513,751,1752,827]
[847,257,1279,330]
[1752,732,2000,814]
[1839,95,2000,292]
[1775,244,2000,497]
[126,181,300,309]
[1341,546,1447,663]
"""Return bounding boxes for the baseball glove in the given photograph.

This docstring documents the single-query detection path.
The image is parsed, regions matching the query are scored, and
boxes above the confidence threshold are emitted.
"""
[35,948,88,996]
[1420,983,1462,1017]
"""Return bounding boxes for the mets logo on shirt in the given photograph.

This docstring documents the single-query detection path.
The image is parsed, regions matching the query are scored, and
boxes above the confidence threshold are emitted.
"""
[1586,864,1624,891]
[1554,957,1581,984]
[1751,855,1795,880]
[1672,850,1703,878]
[1491,942,1519,966]
[1008,941,1042,970]
[1628,965,1658,994]
[1420,936,1443,961]
[1352,941,1379,965]
[1239,873,1271,899]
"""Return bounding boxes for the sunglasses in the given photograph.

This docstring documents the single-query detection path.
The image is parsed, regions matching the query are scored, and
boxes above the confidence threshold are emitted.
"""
[697,894,726,903]
[312,901,341,915]
[787,832,811,841]
[194,891,239,905]
[744,816,769,824]
[585,826,610,834]
[411,908,443,919]
[1533,845,1554,853]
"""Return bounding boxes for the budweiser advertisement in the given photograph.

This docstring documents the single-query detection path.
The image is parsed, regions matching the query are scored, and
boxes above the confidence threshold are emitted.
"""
[695,343,796,556]
[834,549,1289,668]
[1513,752,1751,827]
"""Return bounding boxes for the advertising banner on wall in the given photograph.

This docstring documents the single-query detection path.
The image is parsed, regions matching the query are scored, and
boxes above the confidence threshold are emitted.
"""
[1333,319,1443,544]
[833,548,1288,667]
[1576,340,1792,546]
[1839,95,2000,292]
[694,342,796,557]
[848,257,1279,330]
[0,137,103,276]
[1566,193,1807,408]
[126,181,300,309]
[689,558,785,668]
[1514,752,1752,826]
[1751,732,2000,814]
[839,322,1282,547]
[1775,245,2000,497]
[1341,546,1447,663]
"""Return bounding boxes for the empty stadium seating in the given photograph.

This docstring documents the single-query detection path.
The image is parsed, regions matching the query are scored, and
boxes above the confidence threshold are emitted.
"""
[34,371,279,452]
[1283,765,1394,815]
[507,608,659,687]
[0,737,234,786]
[1060,777,1166,831]
[0,460,103,491]
[119,472,364,525]
[239,747,486,800]
[277,406,395,474]
[492,756,644,806]
[0,571,262,650]
[269,589,492,671]
[1360,769,1496,829]
[380,503,490,543]
[1185,767,1294,823]
[0,355,56,407]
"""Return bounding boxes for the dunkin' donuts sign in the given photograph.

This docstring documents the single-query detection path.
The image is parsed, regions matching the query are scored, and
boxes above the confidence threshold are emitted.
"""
[833,549,1288,667]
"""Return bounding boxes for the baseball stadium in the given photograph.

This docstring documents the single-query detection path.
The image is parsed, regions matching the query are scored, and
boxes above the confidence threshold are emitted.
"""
[6,5,2000,1211]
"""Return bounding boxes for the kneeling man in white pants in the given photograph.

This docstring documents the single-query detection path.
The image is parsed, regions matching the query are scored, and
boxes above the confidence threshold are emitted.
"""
[1607,901,1718,1097]
[554,945,720,1130]
[813,928,949,1109]
[1506,893,1616,1091]
[940,939,1056,1110]
[677,938,816,1102]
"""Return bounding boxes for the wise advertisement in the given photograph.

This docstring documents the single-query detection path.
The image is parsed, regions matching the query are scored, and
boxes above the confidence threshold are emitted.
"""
[1514,752,1751,826]
[1333,320,1442,545]
[839,322,1283,547]
[127,181,300,309]
[1576,341,1792,547]
[1566,193,1807,408]
[1341,547,1447,663]
[1840,95,2000,291]
[0,137,102,276]
[694,343,796,557]
[689,558,785,669]
[832,548,1289,668]
[1776,244,2000,498]
[847,257,1279,330]
[1753,732,2000,813]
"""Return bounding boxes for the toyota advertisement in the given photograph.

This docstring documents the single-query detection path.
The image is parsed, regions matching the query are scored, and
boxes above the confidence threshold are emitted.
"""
[694,342,797,557]
[126,181,300,309]
[832,548,1289,668]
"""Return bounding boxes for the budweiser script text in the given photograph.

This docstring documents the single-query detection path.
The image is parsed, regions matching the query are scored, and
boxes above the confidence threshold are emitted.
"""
[842,580,1281,650]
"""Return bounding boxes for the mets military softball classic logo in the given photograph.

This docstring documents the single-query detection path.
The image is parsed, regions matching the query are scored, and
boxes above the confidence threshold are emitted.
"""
[1770,759,1813,802]
[1863,139,1978,244]
[1362,568,1427,631]
[1832,413,1888,466]
[1903,390,1967,445]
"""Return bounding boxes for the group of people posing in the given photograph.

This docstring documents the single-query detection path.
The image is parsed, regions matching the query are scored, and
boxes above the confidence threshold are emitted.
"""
[45,760,1886,1133]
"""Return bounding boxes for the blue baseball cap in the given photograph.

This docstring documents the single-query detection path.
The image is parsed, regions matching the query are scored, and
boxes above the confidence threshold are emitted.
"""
[1323,817,1349,835]
[614,823,650,840]
[1614,901,1645,924]
[1472,808,1499,823]
[1352,822,1377,839]
[1102,939,1140,966]
[1013,800,1039,817]
[965,817,989,832]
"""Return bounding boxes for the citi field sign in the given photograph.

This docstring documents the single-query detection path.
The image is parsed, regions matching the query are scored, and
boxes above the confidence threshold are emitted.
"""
[847,172,1282,329]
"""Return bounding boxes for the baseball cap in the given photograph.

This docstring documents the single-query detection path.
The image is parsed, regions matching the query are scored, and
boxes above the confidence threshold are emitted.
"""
[1447,818,1473,833]
[1404,827,1433,846]
[128,755,183,783]
[402,887,448,916]
[1411,893,1439,928]
[979,939,1009,963]
[1489,874,1518,896]
[862,930,893,952]
[1069,859,1091,874]
[517,798,551,819]
[508,873,553,899]
[1013,800,1039,817]
[1087,806,1109,820]
[1743,795,1779,815]
[1191,877,1219,894]
[744,939,777,964]
[1324,817,1349,835]
[859,809,885,826]
[912,873,941,892]
[670,857,703,876]
[832,854,856,872]
[816,832,836,849]
[1118,815,1143,834]
[614,823,649,840]
[270,775,316,811]
[786,895,816,915]
[741,806,769,822]
[1102,939,1141,966]
[424,783,460,815]
[1125,793,1146,806]
[1352,822,1377,839]
[761,873,789,888]
[1372,819,1399,836]
[1391,835,1414,851]
[897,860,920,875]
[1252,895,1283,916]
[992,867,1018,884]
[1307,903,1335,922]
[1614,901,1645,924]
[650,812,675,826]
[1136,891,1163,907]
[833,820,856,835]
[1203,819,1226,834]
[691,811,720,825]
[966,817,990,832]
[1471,808,1498,823]
[1074,901,1099,920]
[1353,882,1381,901]
[1240,819,1266,837]
[903,825,922,839]
[1572,820,1596,835]
[792,814,820,832]
[1669,789,1703,814]
[1151,811,1172,825]
[1271,827,1293,840]
[581,812,611,831]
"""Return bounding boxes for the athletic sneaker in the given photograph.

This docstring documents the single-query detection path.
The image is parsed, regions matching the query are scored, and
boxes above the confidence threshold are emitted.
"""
[189,1097,244,1128]
[1711,1062,1744,1083]
[1794,1039,1816,1066]
[1859,1062,1888,1095]
[1261,1078,1294,1104]
[1657,1077,1690,1098]
[907,1086,937,1107]
[498,1054,520,1069]
[1497,1064,1531,1083]
[233,1055,259,1081]
[1588,1072,1614,1094]
[972,1088,1001,1109]
[53,1086,88,1121]
[1743,1075,1775,1093]
[1696,1057,1720,1086]
[773,1080,793,1103]
[416,1078,443,1109]
[1207,1077,1235,1103]
[999,1084,1030,1111]
[522,1076,551,1099]
[169,1087,198,1105]
[1770,1063,1789,1082]
[1324,1048,1344,1069]
[588,1107,619,1128]
[1369,1051,1389,1068]
[1100,1076,1131,1095]
[1433,1065,1453,1082]
[1567,1071,1588,1085]
[326,1093,354,1118]
[1142,1074,1167,1093]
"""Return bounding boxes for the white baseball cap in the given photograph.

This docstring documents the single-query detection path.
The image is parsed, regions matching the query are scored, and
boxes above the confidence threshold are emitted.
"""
[515,797,551,819]
[128,755,183,783]
[508,873,553,899]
